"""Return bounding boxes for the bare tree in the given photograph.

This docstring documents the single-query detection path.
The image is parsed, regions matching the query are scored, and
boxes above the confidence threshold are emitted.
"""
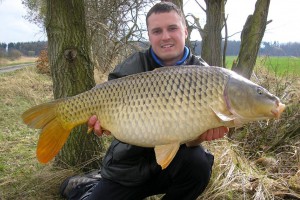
[85,0,149,76]
[184,0,225,66]
[232,0,271,79]
[23,0,150,76]
[22,0,46,28]
[185,0,271,77]
[201,0,224,66]
[185,12,205,54]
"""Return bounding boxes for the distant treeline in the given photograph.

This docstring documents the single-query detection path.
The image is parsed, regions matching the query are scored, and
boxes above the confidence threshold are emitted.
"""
[1,40,299,58]
[190,41,300,57]
[0,41,47,57]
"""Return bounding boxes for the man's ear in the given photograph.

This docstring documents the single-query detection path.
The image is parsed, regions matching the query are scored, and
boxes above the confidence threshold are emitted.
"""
[184,27,188,39]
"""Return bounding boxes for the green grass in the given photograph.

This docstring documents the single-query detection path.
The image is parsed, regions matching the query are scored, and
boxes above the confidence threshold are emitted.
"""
[225,56,300,75]
[261,56,300,75]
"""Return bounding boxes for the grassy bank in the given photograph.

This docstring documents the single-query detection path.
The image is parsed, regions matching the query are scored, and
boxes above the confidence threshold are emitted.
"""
[0,59,299,199]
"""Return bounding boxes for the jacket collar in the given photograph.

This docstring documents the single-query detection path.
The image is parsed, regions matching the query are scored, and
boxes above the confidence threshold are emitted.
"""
[150,46,190,66]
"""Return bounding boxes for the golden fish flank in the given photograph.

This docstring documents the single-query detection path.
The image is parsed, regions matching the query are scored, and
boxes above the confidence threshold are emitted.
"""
[22,66,285,169]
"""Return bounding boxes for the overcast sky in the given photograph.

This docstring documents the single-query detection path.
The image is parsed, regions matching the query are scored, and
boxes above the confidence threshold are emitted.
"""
[0,0,299,44]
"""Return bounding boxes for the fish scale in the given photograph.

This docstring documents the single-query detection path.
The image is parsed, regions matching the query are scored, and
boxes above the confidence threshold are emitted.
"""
[22,65,285,169]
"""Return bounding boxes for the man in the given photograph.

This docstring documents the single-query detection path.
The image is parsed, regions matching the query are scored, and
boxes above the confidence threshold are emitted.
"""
[61,2,228,200]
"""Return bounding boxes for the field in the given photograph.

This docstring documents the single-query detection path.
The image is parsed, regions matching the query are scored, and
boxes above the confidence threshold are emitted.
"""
[0,57,299,199]
[0,56,37,68]
[226,56,300,75]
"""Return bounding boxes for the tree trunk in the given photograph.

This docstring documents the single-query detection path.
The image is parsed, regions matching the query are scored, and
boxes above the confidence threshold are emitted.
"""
[201,0,224,66]
[46,0,102,169]
[232,0,270,79]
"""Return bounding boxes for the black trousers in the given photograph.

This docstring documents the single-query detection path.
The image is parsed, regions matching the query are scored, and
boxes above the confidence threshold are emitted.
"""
[83,145,214,200]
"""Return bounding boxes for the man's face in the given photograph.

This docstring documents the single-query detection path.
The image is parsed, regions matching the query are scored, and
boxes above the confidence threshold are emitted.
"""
[147,11,188,66]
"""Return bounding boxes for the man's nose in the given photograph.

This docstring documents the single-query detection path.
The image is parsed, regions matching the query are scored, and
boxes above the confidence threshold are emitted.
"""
[161,30,171,40]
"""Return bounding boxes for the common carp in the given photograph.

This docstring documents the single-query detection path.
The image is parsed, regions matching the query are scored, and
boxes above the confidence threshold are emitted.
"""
[22,66,285,169]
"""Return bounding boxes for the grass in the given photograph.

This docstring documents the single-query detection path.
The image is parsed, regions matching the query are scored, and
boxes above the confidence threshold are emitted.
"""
[0,57,299,199]
[225,56,300,76]
[0,56,37,68]
[0,66,61,199]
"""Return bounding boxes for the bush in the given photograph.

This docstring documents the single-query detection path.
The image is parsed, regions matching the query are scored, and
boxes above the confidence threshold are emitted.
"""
[36,50,50,75]
[7,49,22,60]
[28,51,36,57]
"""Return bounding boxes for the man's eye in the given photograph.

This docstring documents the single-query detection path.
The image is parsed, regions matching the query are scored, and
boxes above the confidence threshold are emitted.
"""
[152,30,161,34]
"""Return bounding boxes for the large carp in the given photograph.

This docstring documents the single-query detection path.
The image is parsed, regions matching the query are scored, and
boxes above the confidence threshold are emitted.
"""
[22,66,285,169]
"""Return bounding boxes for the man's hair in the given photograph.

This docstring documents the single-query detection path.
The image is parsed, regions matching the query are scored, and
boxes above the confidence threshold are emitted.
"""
[146,2,186,28]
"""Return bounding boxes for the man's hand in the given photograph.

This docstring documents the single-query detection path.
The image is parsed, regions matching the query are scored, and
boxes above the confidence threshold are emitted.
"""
[186,126,229,147]
[87,115,111,137]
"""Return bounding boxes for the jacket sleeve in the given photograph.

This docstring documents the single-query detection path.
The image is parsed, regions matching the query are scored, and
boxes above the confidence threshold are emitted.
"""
[108,52,145,81]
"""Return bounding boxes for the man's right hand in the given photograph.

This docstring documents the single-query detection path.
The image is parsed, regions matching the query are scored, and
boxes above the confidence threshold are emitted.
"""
[88,115,111,137]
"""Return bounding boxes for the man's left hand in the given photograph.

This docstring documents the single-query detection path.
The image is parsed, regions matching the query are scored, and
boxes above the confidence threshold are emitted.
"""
[186,126,229,147]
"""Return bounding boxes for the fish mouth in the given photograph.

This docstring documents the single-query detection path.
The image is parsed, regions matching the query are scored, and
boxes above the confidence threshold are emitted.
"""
[271,102,285,119]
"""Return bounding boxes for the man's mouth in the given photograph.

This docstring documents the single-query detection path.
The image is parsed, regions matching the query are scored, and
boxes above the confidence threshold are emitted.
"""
[161,44,174,48]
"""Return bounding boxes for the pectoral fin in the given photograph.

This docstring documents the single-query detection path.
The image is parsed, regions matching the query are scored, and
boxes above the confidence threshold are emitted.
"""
[210,106,246,127]
[210,106,236,122]
[154,143,180,170]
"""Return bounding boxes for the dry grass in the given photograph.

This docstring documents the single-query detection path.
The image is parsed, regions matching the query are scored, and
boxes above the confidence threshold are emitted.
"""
[0,67,55,199]
[0,64,299,199]
[201,138,300,200]
[0,56,37,67]
[0,66,109,199]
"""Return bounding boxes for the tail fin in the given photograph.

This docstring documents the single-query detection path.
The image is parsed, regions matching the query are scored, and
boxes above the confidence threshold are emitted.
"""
[22,100,72,163]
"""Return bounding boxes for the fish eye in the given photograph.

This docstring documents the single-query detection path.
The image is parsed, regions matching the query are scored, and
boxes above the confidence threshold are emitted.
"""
[257,87,263,95]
